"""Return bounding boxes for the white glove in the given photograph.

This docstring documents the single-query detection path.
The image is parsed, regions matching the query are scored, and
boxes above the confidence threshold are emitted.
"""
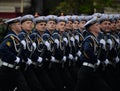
[26,58,32,65]
[75,35,79,42]
[15,57,20,63]
[37,57,43,63]
[63,37,68,45]
[62,56,66,62]
[54,39,59,48]
[115,56,119,63]
[50,56,56,62]
[21,40,26,49]
[70,37,75,42]
[75,56,78,61]
[100,39,106,49]
[77,50,81,57]
[44,41,51,50]
[116,39,119,44]
[68,54,73,60]
[70,37,75,46]
[96,59,101,66]
[107,39,112,50]
[104,59,110,65]
[32,42,37,50]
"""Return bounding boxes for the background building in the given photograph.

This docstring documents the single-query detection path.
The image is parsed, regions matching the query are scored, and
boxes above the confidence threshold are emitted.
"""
[0,0,120,18]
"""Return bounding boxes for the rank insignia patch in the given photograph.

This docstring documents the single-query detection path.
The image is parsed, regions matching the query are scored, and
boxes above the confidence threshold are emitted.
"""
[6,41,11,47]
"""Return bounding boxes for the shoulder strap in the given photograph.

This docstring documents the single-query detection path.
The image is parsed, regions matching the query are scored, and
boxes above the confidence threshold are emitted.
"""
[4,34,20,41]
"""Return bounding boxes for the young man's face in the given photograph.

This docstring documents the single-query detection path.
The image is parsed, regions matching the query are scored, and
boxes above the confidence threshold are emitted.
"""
[14,22,22,33]
[89,23,101,34]
[35,22,46,32]
[46,20,56,31]
[110,22,116,31]
[56,21,66,32]
[100,21,111,32]
[65,21,73,30]
[116,19,120,30]
[79,21,86,30]
[10,22,22,34]
[72,21,79,30]
[21,21,33,32]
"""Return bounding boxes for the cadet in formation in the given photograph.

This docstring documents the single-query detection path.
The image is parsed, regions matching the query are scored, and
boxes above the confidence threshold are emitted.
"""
[0,17,31,91]
[0,13,120,91]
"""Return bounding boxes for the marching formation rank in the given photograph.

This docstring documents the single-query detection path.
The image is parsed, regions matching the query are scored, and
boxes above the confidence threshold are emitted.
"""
[0,13,120,91]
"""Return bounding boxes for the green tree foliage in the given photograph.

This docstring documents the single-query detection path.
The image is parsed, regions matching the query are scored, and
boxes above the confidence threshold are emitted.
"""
[50,0,112,15]
[0,19,7,43]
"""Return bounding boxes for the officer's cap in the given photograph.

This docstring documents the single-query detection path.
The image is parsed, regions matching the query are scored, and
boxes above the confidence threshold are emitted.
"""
[46,15,57,22]
[84,17,98,29]
[57,16,67,23]
[72,15,79,22]
[114,14,120,21]
[85,15,93,21]
[65,15,73,22]
[79,16,87,22]
[99,14,111,23]
[109,14,116,23]
[92,13,102,18]
[5,16,21,25]
[21,14,34,24]
[34,16,46,24]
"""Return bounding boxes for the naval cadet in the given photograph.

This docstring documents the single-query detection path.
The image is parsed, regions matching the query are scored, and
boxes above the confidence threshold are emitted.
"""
[55,16,75,91]
[78,15,87,33]
[18,14,45,91]
[43,15,65,91]
[99,14,120,91]
[0,17,30,91]
[115,14,120,91]
[82,15,92,38]
[74,16,112,91]
[30,16,57,91]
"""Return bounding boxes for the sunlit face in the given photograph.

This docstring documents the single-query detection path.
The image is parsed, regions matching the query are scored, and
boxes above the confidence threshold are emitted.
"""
[89,23,101,35]
[21,20,33,32]
[56,21,66,32]
[35,22,46,32]
[14,22,22,33]
[65,20,73,30]
[100,21,111,32]
[79,20,86,31]
[10,22,22,34]
[116,19,120,30]
[72,21,79,30]
[110,22,116,31]
[46,20,56,31]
